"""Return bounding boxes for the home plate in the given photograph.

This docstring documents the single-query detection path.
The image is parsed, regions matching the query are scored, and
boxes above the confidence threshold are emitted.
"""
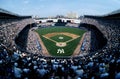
[56,42,66,47]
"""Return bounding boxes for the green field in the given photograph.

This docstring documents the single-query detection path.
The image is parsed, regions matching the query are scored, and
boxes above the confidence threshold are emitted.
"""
[35,26,86,56]
[50,34,72,42]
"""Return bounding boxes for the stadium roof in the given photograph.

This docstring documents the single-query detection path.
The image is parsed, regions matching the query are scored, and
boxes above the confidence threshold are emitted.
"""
[0,8,20,16]
[106,9,120,15]
[101,9,120,19]
[0,8,32,19]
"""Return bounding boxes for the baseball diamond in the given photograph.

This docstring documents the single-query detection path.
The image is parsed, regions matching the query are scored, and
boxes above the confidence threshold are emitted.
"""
[42,32,80,47]
[35,26,86,56]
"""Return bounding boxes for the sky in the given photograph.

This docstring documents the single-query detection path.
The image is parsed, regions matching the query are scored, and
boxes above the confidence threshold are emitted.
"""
[0,0,120,17]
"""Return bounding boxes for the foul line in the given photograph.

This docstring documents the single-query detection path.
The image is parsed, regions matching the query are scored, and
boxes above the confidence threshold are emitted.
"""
[42,35,57,43]
[34,31,50,56]
[66,36,80,43]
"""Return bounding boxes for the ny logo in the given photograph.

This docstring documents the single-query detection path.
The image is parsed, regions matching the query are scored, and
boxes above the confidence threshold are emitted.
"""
[57,49,65,54]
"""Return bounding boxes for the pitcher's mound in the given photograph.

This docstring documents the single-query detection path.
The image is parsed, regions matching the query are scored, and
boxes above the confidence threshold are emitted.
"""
[59,36,64,40]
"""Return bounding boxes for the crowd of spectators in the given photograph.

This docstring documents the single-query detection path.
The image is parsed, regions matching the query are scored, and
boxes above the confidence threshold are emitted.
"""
[0,15,120,79]
[26,28,42,55]
[81,17,120,51]
[0,43,120,79]
[80,31,91,55]
[97,19,120,50]
[0,18,34,50]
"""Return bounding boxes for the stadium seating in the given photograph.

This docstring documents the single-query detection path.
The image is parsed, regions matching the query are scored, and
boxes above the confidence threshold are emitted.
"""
[0,8,120,79]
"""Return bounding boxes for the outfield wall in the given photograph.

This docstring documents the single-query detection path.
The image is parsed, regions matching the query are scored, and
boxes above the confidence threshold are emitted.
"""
[35,18,81,24]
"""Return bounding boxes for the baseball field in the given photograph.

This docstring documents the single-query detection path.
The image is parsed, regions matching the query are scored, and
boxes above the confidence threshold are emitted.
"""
[35,26,86,56]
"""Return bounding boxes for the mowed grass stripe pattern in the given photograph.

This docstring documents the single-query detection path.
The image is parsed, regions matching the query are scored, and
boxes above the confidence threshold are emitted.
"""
[36,26,86,56]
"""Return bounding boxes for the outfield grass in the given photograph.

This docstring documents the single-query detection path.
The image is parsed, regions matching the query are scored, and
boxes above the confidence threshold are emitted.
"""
[36,26,86,56]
